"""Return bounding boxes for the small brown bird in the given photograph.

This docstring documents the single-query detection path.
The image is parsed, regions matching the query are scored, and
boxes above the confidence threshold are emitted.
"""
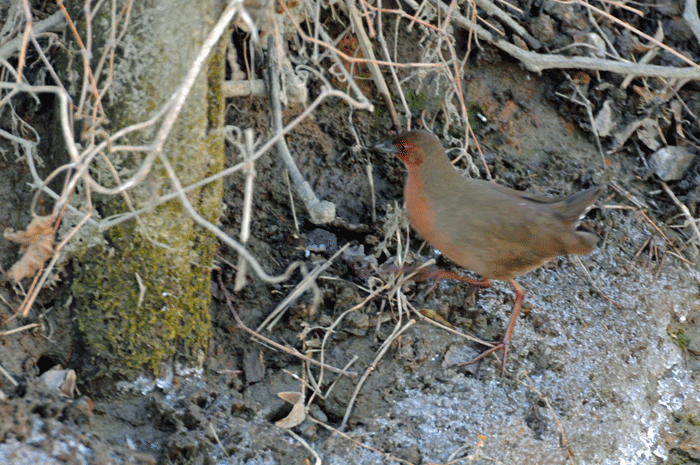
[375,130,601,373]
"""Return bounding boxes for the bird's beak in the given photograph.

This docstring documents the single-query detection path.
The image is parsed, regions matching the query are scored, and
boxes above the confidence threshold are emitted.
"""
[370,139,398,154]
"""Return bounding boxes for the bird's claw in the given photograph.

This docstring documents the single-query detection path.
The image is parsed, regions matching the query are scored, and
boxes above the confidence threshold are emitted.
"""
[459,340,510,377]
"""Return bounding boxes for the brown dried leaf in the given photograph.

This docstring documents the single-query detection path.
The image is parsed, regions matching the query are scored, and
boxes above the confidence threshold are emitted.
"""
[593,99,616,138]
[419,309,453,327]
[4,214,56,282]
[671,100,685,139]
[275,391,306,429]
[38,365,80,398]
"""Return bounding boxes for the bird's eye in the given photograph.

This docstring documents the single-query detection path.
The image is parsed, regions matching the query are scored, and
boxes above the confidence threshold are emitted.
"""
[396,141,422,166]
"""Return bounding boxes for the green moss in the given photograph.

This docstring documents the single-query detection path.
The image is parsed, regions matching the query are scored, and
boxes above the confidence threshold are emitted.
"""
[406,89,427,112]
[70,3,226,379]
[207,39,226,132]
[467,103,488,132]
[668,329,689,349]
[665,411,700,464]
[406,89,441,115]
[72,214,211,375]
[446,125,464,140]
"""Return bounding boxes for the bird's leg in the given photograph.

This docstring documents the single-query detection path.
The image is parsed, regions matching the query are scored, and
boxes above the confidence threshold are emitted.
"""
[404,265,491,298]
[460,280,525,377]
[421,267,491,289]
[382,264,490,293]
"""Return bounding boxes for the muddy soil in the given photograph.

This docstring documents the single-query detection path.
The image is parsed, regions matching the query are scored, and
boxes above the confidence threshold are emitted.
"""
[2,11,700,465]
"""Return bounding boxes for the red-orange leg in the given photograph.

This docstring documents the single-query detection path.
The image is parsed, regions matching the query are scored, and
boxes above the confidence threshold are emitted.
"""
[460,279,525,377]
[408,265,492,295]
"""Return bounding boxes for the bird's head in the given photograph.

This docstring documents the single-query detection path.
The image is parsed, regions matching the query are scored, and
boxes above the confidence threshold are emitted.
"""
[372,130,446,170]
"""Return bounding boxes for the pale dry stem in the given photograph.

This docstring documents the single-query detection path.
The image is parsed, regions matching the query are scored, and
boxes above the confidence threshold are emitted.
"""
[610,182,700,287]
[514,372,575,465]
[308,415,418,465]
[334,221,419,430]
[234,129,257,292]
[433,0,700,78]
[347,0,400,128]
[0,322,42,337]
[218,272,358,378]
[311,281,392,403]
[557,73,606,165]
[0,364,19,388]
[660,181,700,256]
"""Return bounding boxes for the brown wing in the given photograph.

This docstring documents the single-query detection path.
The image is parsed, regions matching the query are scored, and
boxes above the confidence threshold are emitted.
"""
[429,179,600,280]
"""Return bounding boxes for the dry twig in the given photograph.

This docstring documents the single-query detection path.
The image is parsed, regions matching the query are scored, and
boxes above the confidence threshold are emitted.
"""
[660,181,700,255]
[218,272,358,378]
[347,0,400,129]
[683,0,700,44]
[429,0,700,78]
[257,244,350,332]
[339,303,415,430]
[234,129,257,291]
[515,373,575,465]
[308,415,417,465]
[266,35,335,224]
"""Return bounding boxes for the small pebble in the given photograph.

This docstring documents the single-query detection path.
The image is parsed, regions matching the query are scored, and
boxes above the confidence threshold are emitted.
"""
[650,146,695,181]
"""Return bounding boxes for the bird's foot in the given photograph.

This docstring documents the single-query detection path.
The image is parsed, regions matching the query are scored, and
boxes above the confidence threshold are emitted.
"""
[417,266,491,299]
[459,340,511,377]
[460,280,525,377]
[414,266,491,287]
[386,264,490,297]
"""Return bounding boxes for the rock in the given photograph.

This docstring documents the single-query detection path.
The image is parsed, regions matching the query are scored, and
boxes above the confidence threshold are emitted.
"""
[593,99,615,137]
[305,228,338,255]
[650,146,696,181]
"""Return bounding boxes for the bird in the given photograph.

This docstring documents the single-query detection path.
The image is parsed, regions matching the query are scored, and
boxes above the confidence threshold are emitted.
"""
[374,130,602,374]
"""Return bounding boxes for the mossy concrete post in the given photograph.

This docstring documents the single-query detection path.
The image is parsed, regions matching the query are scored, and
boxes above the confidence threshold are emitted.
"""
[70,1,225,380]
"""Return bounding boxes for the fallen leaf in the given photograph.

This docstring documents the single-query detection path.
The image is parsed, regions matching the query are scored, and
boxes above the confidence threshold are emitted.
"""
[637,118,663,151]
[4,214,56,282]
[38,365,80,398]
[671,100,685,139]
[275,391,306,428]
[419,309,453,327]
[593,99,615,138]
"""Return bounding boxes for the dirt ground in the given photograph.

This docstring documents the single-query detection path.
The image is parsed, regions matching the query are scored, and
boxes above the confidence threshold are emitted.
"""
[2,3,700,465]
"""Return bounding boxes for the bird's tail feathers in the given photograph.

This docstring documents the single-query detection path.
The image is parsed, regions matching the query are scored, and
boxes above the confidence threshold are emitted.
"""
[558,184,603,224]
